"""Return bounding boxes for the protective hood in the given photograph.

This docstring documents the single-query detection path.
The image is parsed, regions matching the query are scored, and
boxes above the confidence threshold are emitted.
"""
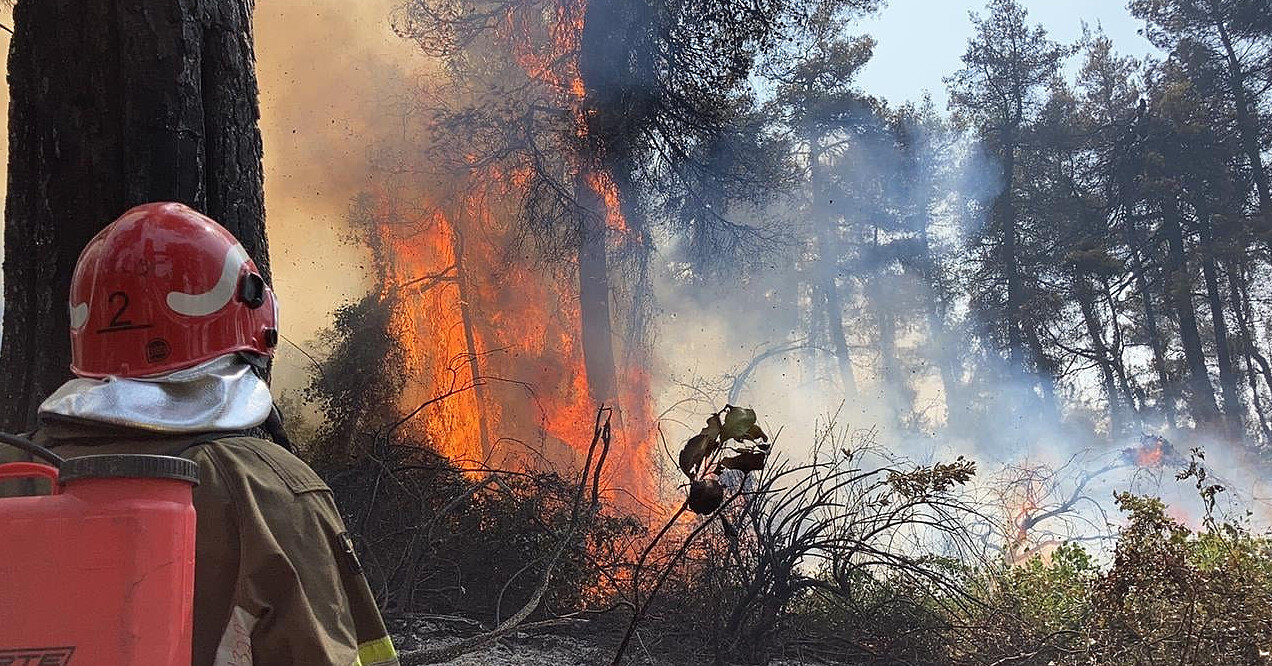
[38,354,272,434]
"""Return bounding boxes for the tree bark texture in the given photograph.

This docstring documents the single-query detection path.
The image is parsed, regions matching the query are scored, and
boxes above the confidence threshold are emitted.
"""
[576,175,618,406]
[0,0,267,431]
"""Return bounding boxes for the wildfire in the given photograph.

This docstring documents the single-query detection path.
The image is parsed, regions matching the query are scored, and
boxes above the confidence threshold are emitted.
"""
[1135,437,1164,468]
[373,0,656,507]
[585,170,630,235]
[1123,434,1172,469]
[1004,473,1062,565]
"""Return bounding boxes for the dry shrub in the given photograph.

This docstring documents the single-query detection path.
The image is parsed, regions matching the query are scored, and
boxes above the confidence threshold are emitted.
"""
[619,423,980,665]
[322,440,644,621]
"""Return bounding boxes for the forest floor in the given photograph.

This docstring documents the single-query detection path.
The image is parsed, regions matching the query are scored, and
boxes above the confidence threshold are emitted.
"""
[392,619,832,665]
[391,619,614,666]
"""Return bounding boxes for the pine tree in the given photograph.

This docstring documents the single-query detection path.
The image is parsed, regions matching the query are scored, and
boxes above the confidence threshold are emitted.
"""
[947,0,1074,414]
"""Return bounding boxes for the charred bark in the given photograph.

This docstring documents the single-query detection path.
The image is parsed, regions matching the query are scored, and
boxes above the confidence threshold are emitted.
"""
[450,226,493,458]
[0,0,268,432]
[576,176,619,406]
[200,0,269,278]
[576,0,655,410]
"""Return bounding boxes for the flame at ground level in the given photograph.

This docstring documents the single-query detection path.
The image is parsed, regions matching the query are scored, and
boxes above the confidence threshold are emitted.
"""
[372,178,657,509]
[359,0,658,511]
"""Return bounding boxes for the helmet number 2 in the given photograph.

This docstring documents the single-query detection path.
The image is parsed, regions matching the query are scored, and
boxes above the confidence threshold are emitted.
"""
[96,291,152,333]
[108,292,132,327]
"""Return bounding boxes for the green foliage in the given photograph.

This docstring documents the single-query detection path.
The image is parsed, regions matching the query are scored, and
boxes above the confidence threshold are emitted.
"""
[1003,543,1097,631]
[948,0,1076,134]
[1083,494,1272,665]
[961,495,1272,666]
[303,291,407,468]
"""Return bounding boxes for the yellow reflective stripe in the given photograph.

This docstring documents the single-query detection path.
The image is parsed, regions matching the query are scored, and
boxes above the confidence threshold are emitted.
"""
[354,636,399,666]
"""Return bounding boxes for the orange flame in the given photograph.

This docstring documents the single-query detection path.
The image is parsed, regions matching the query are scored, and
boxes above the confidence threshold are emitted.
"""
[1004,474,1062,565]
[1136,440,1164,468]
[373,0,656,508]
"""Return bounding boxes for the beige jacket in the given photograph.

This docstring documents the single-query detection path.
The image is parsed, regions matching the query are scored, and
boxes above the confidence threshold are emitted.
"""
[0,423,399,666]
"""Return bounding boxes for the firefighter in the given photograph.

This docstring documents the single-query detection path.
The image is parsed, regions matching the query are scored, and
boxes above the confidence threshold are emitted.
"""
[0,202,399,666]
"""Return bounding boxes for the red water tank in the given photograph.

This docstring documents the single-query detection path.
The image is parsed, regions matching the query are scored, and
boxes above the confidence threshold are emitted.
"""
[0,454,199,666]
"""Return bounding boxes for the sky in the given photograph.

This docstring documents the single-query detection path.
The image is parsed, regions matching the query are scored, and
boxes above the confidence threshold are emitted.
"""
[855,0,1164,110]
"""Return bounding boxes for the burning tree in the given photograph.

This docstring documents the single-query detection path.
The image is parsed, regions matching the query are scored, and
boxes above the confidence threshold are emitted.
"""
[336,0,876,497]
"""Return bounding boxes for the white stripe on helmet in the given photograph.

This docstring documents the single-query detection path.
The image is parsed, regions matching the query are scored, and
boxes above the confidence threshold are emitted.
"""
[166,244,250,317]
[69,302,89,329]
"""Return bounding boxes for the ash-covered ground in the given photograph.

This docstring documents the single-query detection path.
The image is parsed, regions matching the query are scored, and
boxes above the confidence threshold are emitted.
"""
[390,620,829,665]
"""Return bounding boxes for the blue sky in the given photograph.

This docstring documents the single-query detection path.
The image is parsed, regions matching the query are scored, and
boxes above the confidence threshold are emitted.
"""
[855,0,1164,110]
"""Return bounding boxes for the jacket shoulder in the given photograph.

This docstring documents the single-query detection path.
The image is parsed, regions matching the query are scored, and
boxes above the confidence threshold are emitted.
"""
[189,436,330,496]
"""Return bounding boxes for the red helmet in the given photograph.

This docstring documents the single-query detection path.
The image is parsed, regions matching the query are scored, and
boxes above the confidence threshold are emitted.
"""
[69,202,278,378]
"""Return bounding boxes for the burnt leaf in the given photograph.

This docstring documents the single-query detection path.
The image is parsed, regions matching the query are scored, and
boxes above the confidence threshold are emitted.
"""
[717,449,768,473]
[720,406,758,441]
[721,516,738,540]
[678,414,722,478]
[688,478,725,514]
[742,423,768,443]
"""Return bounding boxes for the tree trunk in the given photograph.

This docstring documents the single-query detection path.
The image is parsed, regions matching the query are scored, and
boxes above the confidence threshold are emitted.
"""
[869,273,907,427]
[451,225,493,458]
[997,148,1025,370]
[913,221,965,428]
[1075,274,1124,434]
[0,0,267,432]
[1197,214,1243,438]
[1124,213,1176,425]
[1228,260,1272,442]
[576,174,619,406]
[1160,199,1220,428]
[997,144,1057,416]
[577,0,652,411]
[1211,8,1272,229]
[1023,321,1059,417]
[1100,277,1142,421]
[809,140,857,399]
